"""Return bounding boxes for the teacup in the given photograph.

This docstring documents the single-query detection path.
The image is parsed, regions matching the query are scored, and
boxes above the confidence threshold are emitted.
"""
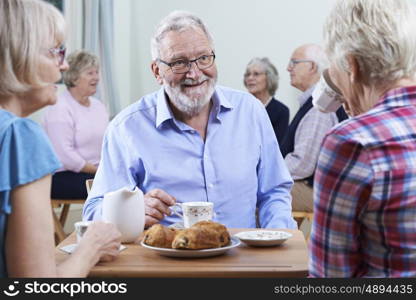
[312,69,345,113]
[171,202,214,228]
[74,221,93,243]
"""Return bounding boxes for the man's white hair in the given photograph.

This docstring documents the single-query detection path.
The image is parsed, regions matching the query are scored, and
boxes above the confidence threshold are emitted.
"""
[324,0,416,86]
[150,10,214,60]
[303,44,329,75]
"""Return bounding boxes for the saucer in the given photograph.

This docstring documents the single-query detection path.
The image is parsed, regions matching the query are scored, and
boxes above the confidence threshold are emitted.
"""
[60,244,127,254]
[234,230,292,247]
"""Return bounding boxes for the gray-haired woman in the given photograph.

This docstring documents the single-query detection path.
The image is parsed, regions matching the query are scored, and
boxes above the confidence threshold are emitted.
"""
[43,50,109,200]
[244,57,289,145]
[310,0,416,277]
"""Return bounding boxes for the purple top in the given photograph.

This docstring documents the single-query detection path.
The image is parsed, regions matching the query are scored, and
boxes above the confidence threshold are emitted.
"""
[42,90,109,172]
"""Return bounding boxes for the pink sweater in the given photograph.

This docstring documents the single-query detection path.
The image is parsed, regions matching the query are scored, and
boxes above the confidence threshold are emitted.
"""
[42,90,109,172]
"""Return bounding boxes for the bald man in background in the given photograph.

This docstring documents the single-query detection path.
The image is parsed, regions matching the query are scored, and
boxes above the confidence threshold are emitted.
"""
[280,44,347,217]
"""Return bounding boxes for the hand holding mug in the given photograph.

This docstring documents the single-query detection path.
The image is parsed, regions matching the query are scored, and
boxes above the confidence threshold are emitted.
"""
[312,69,345,113]
[75,221,122,263]
[144,189,176,227]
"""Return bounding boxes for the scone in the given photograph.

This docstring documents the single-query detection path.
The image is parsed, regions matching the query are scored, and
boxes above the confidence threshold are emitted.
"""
[172,221,230,249]
[142,224,178,248]
[191,220,230,247]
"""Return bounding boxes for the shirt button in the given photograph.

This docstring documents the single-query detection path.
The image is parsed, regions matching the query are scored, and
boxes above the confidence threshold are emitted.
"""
[208,183,214,189]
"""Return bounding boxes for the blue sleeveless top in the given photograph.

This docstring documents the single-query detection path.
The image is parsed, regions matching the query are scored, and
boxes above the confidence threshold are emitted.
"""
[0,110,61,277]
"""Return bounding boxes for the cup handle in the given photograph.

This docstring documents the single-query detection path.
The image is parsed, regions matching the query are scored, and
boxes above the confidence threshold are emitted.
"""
[170,203,183,218]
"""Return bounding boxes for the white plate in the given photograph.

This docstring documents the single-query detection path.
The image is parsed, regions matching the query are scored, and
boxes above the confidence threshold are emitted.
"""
[234,230,292,247]
[141,237,240,258]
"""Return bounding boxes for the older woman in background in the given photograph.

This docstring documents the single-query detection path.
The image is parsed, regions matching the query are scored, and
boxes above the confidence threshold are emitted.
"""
[43,50,109,199]
[244,57,289,145]
[310,0,416,277]
[0,0,120,277]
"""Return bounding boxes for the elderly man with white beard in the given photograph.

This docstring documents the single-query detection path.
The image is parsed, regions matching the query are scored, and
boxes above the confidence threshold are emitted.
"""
[83,11,296,229]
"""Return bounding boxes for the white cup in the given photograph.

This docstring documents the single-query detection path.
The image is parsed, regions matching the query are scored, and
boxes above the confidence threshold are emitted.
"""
[171,202,214,228]
[312,69,345,113]
[74,221,93,243]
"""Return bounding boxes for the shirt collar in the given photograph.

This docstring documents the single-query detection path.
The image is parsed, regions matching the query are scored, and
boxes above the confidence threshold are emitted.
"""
[298,84,316,107]
[264,96,273,107]
[375,85,416,109]
[155,88,174,128]
[155,86,233,128]
[211,86,233,119]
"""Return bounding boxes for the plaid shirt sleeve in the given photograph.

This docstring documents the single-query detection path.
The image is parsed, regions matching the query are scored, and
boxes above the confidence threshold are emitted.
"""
[309,131,372,277]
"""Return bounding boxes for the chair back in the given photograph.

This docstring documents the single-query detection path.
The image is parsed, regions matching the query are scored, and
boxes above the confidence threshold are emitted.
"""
[86,179,94,194]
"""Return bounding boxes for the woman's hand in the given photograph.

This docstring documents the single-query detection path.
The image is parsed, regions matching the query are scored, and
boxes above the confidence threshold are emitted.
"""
[78,221,122,264]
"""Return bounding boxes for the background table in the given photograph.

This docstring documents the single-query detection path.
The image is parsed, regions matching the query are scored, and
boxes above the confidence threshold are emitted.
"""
[56,228,309,278]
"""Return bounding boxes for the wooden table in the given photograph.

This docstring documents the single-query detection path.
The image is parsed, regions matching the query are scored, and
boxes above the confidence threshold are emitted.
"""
[56,228,309,278]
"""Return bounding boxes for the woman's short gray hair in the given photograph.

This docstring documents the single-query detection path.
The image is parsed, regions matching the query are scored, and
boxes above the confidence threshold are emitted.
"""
[324,0,416,86]
[150,10,214,60]
[245,57,280,96]
[0,0,65,97]
[63,50,99,88]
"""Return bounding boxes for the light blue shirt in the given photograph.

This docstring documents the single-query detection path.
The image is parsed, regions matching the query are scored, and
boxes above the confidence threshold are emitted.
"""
[83,86,296,229]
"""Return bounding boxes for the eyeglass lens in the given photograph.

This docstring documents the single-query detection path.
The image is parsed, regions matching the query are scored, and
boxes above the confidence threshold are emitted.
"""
[244,72,264,78]
[163,53,215,74]
[50,46,66,65]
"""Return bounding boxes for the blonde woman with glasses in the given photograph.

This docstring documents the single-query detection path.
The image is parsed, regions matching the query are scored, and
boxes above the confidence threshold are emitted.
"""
[0,0,120,277]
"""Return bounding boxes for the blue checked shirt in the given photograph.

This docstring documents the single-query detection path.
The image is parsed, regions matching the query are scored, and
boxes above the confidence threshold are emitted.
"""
[83,86,296,229]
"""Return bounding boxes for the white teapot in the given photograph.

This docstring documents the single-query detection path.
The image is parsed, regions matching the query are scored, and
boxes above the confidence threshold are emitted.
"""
[102,186,145,243]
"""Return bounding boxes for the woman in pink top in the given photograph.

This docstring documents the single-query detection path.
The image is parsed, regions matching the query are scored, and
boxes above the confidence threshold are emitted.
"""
[43,50,109,199]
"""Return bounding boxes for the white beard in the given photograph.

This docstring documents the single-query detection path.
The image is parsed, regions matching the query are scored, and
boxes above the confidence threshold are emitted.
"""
[164,75,217,117]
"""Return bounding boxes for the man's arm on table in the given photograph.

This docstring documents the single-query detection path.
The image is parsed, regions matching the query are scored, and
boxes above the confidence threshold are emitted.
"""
[255,104,297,229]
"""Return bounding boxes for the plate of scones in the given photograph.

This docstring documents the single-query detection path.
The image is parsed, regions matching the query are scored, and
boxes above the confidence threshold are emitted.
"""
[141,220,240,258]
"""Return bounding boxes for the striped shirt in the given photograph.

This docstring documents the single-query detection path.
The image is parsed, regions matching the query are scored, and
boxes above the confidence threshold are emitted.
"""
[309,86,416,277]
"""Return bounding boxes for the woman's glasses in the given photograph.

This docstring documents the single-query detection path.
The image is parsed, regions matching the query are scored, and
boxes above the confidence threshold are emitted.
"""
[244,71,265,78]
[48,45,66,65]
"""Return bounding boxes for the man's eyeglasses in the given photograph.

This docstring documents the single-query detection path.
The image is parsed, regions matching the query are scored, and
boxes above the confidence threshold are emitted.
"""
[158,52,216,74]
[244,71,265,78]
[288,59,314,69]
[49,45,66,65]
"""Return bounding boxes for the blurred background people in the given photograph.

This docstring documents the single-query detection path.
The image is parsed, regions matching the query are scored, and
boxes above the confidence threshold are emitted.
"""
[43,50,109,199]
[280,44,347,215]
[244,57,289,145]
[310,0,416,277]
[0,0,120,277]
